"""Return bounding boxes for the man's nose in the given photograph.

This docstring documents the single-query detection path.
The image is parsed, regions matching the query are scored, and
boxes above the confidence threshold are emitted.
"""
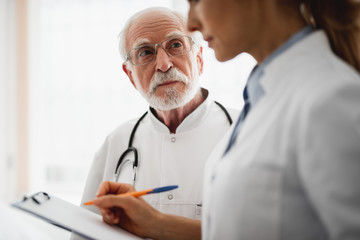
[155,47,173,72]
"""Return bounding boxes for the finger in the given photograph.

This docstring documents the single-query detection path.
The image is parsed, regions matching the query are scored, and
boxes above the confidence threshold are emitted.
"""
[96,182,135,197]
[93,194,137,210]
[99,207,122,224]
[99,208,112,218]
[96,181,116,197]
[102,210,120,225]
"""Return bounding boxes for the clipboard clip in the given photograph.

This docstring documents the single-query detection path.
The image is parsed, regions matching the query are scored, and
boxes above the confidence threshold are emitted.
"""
[23,192,51,205]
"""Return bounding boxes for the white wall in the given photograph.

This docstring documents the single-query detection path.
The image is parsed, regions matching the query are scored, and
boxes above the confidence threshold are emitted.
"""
[0,0,255,204]
[0,0,17,202]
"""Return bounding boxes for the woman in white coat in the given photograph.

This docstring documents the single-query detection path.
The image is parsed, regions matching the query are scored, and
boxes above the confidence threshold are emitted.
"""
[186,0,360,239]
[90,0,360,239]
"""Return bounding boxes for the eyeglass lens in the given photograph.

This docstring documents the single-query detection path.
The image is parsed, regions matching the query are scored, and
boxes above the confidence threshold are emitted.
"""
[128,36,192,65]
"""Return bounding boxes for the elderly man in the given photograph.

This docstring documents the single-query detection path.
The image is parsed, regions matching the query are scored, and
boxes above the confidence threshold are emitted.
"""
[79,7,237,221]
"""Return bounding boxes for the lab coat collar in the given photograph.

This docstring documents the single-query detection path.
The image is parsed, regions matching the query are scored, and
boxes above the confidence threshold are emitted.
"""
[246,26,314,109]
[260,29,331,94]
[148,88,213,134]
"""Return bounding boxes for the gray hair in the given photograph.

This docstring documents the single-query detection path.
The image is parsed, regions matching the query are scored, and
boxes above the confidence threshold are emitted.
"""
[118,7,202,62]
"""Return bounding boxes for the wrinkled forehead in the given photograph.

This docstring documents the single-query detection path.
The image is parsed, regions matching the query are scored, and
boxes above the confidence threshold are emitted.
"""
[126,10,189,50]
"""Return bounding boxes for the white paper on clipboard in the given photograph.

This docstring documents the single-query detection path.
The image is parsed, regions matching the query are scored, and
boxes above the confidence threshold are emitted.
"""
[11,192,142,240]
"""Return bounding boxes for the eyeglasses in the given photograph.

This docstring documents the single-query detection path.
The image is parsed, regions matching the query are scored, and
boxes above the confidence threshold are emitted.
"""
[126,36,195,66]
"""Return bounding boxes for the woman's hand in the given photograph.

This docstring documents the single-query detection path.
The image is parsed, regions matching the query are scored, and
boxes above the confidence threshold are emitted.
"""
[93,181,201,240]
[92,181,163,238]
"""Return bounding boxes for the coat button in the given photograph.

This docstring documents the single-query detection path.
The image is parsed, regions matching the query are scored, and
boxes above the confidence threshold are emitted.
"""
[168,194,173,200]
[171,137,176,142]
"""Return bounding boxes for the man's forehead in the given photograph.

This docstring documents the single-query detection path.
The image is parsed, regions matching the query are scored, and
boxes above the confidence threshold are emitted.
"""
[126,11,188,49]
[132,31,186,47]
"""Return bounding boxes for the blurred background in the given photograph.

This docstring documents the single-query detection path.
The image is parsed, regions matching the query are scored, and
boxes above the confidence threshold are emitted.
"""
[0,0,256,206]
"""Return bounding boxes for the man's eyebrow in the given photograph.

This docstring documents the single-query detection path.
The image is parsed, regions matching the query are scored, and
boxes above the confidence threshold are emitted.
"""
[166,31,185,39]
[131,31,186,48]
[132,38,151,48]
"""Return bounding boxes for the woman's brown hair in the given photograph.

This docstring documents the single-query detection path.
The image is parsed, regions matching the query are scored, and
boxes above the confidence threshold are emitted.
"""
[300,0,360,71]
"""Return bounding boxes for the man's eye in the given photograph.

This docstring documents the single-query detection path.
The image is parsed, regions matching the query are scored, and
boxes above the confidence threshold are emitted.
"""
[137,47,154,57]
[139,49,153,57]
[170,42,183,48]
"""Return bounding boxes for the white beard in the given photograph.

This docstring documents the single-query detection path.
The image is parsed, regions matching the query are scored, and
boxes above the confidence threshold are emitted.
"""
[138,67,200,111]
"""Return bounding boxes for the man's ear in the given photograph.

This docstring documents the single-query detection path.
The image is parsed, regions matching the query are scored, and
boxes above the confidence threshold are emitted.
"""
[122,62,137,89]
[196,46,204,75]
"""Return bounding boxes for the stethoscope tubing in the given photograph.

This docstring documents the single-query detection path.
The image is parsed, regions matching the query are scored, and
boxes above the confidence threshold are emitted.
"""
[114,111,148,184]
[114,102,232,185]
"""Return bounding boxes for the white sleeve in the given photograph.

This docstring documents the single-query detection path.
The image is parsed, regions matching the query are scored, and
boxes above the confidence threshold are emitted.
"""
[69,139,109,240]
[299,83,360,239]
[79,137,110,215]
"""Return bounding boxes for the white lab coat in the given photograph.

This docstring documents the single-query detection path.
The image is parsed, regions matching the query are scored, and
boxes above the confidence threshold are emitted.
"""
[203,30,360,239]
[81,89,238,220]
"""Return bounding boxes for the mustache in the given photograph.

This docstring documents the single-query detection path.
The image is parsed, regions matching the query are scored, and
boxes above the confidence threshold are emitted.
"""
[149,68,188,93]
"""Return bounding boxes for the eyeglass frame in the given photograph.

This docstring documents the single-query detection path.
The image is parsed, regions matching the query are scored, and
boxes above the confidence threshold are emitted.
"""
[125,35,196,66]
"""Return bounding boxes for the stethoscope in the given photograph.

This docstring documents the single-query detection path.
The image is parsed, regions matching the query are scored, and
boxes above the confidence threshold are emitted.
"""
[114,101,233,185]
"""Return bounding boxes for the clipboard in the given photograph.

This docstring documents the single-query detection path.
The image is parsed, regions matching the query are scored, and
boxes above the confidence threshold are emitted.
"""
[11,192,142,240]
